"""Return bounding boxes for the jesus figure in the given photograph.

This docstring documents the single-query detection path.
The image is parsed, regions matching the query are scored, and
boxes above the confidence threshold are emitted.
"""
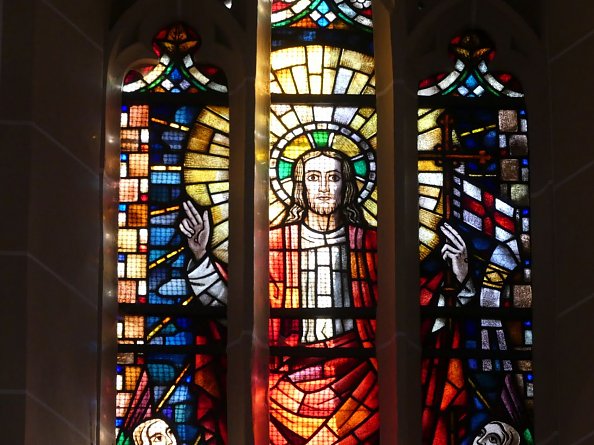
[180,147,471,443]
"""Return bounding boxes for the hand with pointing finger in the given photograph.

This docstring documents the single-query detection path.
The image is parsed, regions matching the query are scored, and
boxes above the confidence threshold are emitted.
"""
[440,222,469,284]
[179,200,210,262]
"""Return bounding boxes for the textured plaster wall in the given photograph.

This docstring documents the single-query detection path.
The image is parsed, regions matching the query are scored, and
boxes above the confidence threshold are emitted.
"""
[0,0,106,443]
[545,0,594,443]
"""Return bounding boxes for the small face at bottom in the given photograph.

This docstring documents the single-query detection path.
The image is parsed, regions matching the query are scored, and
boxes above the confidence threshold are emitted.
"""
[472,421,520,445]
[133,419,177,445]
[147,422,175,445]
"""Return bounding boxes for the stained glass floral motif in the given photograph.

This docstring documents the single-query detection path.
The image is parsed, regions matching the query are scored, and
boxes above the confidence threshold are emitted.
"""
[418,32,534,445]
[123,24,227,94]
[268,1,378,441]
[272,0,372,31]
[117,23,229,445]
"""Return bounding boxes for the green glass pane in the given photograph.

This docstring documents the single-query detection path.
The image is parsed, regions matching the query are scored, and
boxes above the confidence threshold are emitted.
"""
[312,130,330,148]
[353,159,367,177]
[278,159,293,180]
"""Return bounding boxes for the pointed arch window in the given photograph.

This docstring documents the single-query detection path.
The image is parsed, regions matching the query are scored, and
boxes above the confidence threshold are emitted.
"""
[268,1,379,443]
[116,23,230,445]
[417,31,535,445]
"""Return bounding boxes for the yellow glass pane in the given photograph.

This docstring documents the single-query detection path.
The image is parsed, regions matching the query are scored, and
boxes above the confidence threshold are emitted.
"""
[418,160,443,172]
[363,86,375,95]
[211,203,228,225]
[210,144,229,157]
[419,226,439,250]
[211,220,229,249]
[276,68,297,94]
[185,152,229,169]
[292,66,310,94]
[126,254,146,279]
[346,72,370,94]
[306,45,324,74]
[419,185,441,198]
[349,115,366,131]
[322,68,337,94]
[363,198,377,218]
[213,240,228,263]
[340,49,373,73]
[419,244,431,260]
[208,182,229,193]
[186,184,211,206]
[418,109,443,133]
[209,106,229,120]
[309,74,322,94]
[419,208,441,230]
[332,135,359,157]
[271,47,306,71]
[200,109,229,133]
[293,105,314,124]
[213,133,230,147]
[358,108,374,118]
[323,46,340,68]
[418,128,442,151]
[284,135,312,159]
[418,108,431,117]
[118,229,138,252]
[359,113,377,139]
[184,169,229,184]
[188,124,214,152]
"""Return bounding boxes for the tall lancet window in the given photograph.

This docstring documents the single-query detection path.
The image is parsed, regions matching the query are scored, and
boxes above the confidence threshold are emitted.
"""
[116,23,230,445]
[268,1,379,443]
[418,32,534,445]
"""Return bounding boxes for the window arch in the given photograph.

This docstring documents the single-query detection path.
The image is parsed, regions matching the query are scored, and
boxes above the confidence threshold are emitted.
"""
[417,31,535,445]
[115,22,230,445]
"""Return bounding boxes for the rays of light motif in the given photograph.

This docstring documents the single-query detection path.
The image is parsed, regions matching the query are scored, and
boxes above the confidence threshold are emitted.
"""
[418,31,535,445]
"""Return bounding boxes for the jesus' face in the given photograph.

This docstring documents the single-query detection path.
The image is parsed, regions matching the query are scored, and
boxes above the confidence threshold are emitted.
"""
[303,155,343,216]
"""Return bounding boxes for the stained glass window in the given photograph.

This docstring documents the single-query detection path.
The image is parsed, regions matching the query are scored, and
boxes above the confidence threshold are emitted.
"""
[418,32,534,445]
[268,1,378,443]
[116,23,229,445]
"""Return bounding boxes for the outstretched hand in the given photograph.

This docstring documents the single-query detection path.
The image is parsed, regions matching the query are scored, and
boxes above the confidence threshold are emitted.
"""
[440,222,469,284]
[179,200,210,262]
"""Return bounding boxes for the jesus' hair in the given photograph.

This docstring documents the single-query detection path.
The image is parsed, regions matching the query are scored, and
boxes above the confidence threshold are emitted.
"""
[285,149,365,226]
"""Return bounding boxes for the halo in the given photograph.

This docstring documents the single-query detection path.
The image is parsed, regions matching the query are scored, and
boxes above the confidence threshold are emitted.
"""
[269,121,377,225]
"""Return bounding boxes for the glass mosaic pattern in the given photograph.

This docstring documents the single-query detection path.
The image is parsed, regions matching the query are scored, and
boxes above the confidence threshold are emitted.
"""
[116,23,229,445]
[269,5,378,444]
[418,32,534,445]
[272,0,373,31]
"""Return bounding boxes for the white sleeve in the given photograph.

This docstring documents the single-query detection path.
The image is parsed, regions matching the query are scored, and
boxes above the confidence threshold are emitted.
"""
[187,256,228,307]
